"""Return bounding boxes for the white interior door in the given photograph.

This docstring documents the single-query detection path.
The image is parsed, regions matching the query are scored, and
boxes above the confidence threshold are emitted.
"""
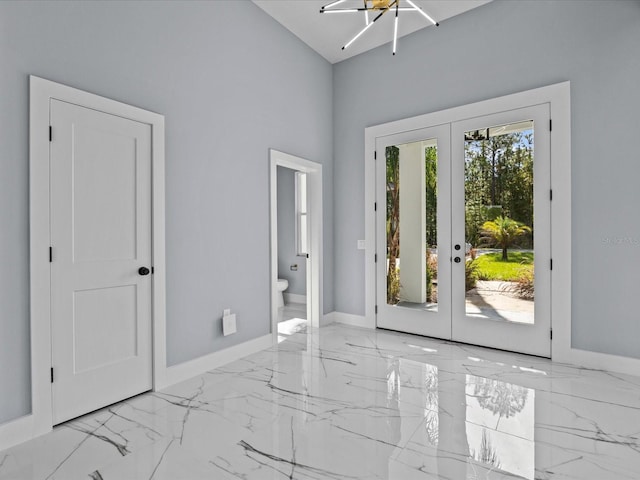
[50,99,153,424]
[375,106,551,357]
[451,105,551,357]
[375,124,452,339]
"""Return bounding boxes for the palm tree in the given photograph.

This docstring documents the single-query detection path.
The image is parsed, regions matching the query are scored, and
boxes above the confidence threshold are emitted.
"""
[480,216,531,261]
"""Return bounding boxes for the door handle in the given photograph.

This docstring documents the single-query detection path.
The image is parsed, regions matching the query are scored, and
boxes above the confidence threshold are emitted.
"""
[138,266,150,276]
[454,257,461,263]
[454,244,461,251]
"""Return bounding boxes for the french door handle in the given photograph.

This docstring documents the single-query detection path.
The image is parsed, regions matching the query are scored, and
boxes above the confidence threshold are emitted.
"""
[454,257,461,263]
[138,266,150,276]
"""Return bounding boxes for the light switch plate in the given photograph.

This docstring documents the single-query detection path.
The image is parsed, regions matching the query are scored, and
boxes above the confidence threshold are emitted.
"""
[223,308,231,316]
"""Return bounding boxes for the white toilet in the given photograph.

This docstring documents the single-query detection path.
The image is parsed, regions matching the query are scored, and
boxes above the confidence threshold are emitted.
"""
[276,279,289,308]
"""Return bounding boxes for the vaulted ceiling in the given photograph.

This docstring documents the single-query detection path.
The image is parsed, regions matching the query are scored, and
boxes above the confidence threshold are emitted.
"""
[252,0,492,64]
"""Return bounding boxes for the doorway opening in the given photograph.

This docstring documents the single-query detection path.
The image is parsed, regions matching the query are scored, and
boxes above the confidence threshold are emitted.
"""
[269,150,323,339]
[276,167,309,337]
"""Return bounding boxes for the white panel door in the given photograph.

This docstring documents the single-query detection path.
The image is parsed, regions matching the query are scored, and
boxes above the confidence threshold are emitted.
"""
[376,124,452,339]
[50,99,153,424]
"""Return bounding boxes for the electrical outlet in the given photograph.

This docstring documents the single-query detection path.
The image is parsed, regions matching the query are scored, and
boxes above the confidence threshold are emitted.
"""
[223,313,236,336]
[223,308,231,316]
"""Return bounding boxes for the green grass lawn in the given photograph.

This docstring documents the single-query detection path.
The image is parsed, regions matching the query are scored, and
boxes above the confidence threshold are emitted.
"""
[473,251,533,281]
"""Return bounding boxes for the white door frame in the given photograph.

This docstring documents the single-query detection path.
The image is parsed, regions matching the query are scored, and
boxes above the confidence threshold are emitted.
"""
[365,82,571,360]
[24,76,166,441]
[269,149,323,333]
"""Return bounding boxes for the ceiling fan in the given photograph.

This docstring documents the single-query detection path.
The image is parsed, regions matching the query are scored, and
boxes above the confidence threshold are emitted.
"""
[320,0,439,55]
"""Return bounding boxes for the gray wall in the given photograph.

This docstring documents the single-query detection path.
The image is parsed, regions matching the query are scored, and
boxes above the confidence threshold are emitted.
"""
[277,167,307,297]
[333,0,640,358]
[0,0,333,425]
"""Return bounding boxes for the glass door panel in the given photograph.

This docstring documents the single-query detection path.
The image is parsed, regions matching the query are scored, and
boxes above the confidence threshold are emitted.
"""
[376,124,451,339]
[463,120,535,324]
[451,105,551,357]
[385,140,438,310]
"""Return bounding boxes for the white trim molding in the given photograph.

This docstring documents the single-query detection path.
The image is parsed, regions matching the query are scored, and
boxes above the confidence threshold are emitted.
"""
[555,348,640,377]
[270,149,324,335]
[364,82,640,376]
[365,82,572,364]
[158,335,273,390]
[0,76,167,452]
[321,312,335,327]
[332,312,373,329]
[0,415,38,453]
[284,293,307,305]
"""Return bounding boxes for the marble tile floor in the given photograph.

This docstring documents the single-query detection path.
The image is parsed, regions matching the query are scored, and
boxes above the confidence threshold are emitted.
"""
[277,303,307,339]
[278,302,307,323]
[1,324,640,479]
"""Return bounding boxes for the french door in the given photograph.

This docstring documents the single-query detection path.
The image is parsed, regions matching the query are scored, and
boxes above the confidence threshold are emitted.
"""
[376,105,551,357]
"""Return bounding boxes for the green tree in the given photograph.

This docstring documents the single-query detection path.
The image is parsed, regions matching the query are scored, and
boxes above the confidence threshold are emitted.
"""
[425,146,438,303]
[425,146,438,247]
[386,146,400,303]
[464,130,534,247]
[480,216,531,261]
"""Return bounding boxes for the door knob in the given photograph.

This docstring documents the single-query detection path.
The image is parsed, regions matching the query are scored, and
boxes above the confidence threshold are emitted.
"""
[138,266,150,276]
[454,257,461,263]
[454,244,461,250]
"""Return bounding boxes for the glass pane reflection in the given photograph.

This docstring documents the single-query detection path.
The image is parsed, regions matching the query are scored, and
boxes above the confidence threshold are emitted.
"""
[466,375,535,479]
[391,360,535,479]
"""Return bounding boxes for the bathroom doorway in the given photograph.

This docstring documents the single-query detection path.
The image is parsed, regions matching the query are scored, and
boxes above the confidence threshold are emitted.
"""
[269,150,323,338]
[276,167,308,336]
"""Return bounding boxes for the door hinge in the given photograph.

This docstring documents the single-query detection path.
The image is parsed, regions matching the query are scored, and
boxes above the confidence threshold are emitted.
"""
[49,246,53,262]
[51,367,54,383]
[374,151,377,160]
[49,126,52,142]
[550,258,553,270]
[549,119,552,132]
[375,305,378,314]
[374,254,378,263]
[550,189,553,201]
[550,329,553,340]
[374,202,377,211]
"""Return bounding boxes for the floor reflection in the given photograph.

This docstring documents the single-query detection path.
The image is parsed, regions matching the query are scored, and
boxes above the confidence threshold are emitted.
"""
[1,324,639,480]
[385,355,536,479]
[466,375,535,479]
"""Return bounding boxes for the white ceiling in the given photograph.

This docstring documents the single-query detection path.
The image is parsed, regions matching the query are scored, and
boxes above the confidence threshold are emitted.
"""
[252,0,492,64]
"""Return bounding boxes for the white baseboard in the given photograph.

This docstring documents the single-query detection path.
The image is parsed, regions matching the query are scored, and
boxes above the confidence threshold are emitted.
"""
[284,293,306,305]
[158,334,273,390]
[330,312,374,329]
[322,312,335,326]
[0,334,274,452]
[0,413,45,453]
[555,346,640,378]
[324,312,640,378]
